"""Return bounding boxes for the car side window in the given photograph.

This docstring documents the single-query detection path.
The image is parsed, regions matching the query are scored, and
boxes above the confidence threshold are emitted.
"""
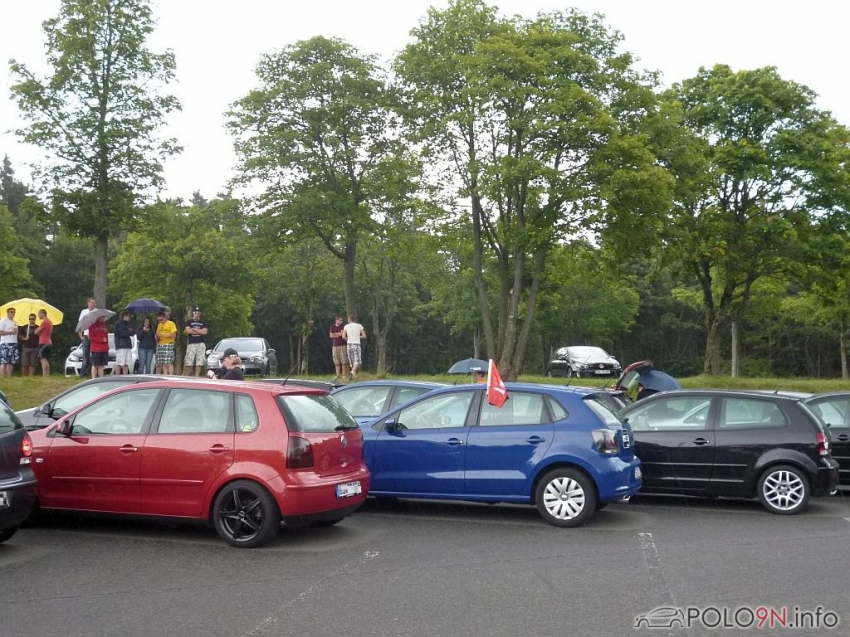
[808,399,849,429]
[53,381,135,418]
[394,387,434,409]
[547,397,569,421]
[628,397,711,432]
[69,388,160,435]
[396,392,474,430]
[157,389,231,434]
[235,394,259,433]
[334,387,393,417]
[719,398,786,429]
[478,392,546,427]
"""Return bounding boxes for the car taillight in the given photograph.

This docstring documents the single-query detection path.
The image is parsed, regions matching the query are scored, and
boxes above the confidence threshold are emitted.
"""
[592,429,619,455]
[20,433,32,465]
[817,431,830,457]
[286,436,314,469]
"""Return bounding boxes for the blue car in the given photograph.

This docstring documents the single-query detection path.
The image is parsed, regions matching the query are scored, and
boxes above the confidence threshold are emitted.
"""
[332,380,447,425]
[359,383,642,526]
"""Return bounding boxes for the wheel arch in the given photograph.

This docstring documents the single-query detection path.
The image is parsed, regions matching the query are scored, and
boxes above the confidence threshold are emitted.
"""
[751,452,817,497]
[530,461,600,506]
[206,472,284,522]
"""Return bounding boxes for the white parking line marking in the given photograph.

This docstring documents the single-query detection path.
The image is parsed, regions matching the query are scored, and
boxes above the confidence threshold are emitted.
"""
[243,550,379,637]
[638,532,676,607]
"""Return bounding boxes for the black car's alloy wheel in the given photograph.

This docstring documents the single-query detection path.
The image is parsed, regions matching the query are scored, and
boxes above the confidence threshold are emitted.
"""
[757,464,810,515]
[212,480,281,548]
[535,468,597,527]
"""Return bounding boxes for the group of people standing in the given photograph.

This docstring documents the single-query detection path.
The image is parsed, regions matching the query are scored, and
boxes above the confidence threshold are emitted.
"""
[329,315,366,381]
[0,307,54,377]
[77,299,210,379]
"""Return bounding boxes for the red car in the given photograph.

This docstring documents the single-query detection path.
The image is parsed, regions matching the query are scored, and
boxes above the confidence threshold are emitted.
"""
[28,379,370,548]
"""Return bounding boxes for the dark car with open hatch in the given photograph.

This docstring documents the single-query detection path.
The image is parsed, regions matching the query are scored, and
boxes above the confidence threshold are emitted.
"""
[0,402,37,543]
[620,389,838,514]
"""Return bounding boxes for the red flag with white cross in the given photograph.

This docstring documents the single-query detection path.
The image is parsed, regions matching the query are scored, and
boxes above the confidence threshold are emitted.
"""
[487,359,509,407]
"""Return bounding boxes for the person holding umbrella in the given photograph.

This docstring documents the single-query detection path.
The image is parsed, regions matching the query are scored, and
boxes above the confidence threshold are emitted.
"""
[77,297,97,377]
[88,316,109,378]
[0,307,19,376]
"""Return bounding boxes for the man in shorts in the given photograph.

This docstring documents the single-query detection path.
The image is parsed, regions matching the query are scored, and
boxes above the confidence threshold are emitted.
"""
[155,310,178,375]
[114,310,136,375]
[0,307,19,376]
[18,313,39,376]
[329,315,348,381]
[35,308,53,377]
[184,307,209,376]
[342,315,366,380]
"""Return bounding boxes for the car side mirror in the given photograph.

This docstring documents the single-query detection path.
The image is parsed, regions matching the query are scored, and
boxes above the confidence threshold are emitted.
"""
[206,349,212,356]
[57,420,73,436]
[267,348,276,355]
[37,402,52,417]
[384,419,398,431]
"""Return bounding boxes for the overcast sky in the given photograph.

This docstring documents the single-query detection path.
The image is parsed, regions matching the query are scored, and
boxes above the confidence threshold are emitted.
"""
[1,0,848,201]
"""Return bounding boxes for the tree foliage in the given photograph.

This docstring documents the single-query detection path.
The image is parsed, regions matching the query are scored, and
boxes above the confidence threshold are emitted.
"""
[9,0,181,305]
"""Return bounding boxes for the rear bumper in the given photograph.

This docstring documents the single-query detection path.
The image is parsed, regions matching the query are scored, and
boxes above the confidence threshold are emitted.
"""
[811,458,839,497]
[598,457,643,503]
[0,472,38,531]
[269,467,371,518]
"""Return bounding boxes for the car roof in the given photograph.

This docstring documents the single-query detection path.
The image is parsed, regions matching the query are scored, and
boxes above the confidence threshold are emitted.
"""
[332,380,447,391]
[620,388,806,410]
[104,378,326,396]
[804,391,850,401]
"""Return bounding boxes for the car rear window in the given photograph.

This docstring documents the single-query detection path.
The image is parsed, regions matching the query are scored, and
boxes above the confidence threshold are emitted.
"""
[276,394,359,432]
[585,397,623,426]
[0,406,22,433]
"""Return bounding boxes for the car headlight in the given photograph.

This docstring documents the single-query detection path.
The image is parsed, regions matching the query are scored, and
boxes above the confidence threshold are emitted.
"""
[576,362,588,369]
[68,354,81,362]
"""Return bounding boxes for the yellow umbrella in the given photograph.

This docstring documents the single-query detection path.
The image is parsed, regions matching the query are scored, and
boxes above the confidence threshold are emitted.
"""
[0,298,64,326]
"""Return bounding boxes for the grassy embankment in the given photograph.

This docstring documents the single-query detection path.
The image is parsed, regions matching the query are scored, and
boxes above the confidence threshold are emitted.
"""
[3,372,850,413]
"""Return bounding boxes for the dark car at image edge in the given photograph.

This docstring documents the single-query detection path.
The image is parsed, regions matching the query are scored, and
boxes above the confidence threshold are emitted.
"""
[0,404,38,543]
[620,389,838,514]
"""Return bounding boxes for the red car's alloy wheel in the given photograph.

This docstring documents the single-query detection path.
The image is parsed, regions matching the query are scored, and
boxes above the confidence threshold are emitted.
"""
[212,480,281,548]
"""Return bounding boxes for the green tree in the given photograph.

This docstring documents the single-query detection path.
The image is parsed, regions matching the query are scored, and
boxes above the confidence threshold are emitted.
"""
[110,198,255,370]
[396,0,670,379]
[228,36,414,321]
[660,65,850,374]
[10,0,181,307]
[0,205,35,301]
[0,156,29,217]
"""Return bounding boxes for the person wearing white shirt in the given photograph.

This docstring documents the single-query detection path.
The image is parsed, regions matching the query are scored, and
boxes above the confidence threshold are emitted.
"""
[0,307,19,376]
[77,297,96,377]
[341,315,366,380]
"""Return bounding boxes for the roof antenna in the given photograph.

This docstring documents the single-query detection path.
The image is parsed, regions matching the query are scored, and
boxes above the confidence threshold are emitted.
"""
[280,363,298,387]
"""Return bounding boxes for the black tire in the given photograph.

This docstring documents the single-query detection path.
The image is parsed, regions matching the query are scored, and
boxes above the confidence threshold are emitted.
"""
[595,502,608,511]
[212,480,281,548]
[311,517,345,528]
[757,464,810,515]
[535,468,597,527]
[0,527,18,543]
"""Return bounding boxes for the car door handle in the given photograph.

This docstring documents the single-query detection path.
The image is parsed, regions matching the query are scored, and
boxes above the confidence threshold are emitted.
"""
[836,435,850,442]
[692,438,711,446]
[526,436,546,444]
[445,438,464,446]
[209,445,231,454]
[119,445,138,453]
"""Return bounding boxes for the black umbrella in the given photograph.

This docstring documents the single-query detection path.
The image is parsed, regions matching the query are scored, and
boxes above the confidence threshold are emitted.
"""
[447,358,489,374]
[125,297,167,314]
[637,370,681,392]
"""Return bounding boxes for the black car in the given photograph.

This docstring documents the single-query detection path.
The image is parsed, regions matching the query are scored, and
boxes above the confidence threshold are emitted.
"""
[547,346,621,378]
[0,404,37,543]
[16,375,163,431]
[803,392,850,487]
[620,390,838,514]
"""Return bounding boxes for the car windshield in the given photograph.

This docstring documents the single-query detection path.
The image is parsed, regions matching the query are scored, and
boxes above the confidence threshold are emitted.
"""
[568,346,609,359]
[216,338,264,352]
[276,394,359,432]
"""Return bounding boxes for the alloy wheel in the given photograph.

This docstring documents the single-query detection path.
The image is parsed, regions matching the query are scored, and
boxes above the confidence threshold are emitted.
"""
[761,469,806,512]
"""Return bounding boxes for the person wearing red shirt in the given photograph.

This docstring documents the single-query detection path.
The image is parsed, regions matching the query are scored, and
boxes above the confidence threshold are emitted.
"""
[34,309,54,377]
[88,317,109,378]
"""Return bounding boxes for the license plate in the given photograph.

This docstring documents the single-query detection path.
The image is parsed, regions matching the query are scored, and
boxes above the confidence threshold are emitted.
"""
[594,370,611,375]
[336,481,362,499]
[0,491,8,508]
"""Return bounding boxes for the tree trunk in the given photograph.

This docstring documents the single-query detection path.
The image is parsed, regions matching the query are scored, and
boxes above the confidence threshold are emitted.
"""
[470,193,496,359]
[375,331,388,375]
[704,314,724,375]
[93,232,109,308]
[730,319,740,378]
[840,319,848,380]
[299,315,313,374]
[343,241,357,320]
[511,251,546,381]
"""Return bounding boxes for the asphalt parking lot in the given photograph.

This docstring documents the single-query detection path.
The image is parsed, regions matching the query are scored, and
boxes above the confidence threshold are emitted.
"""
[2,493,849,637]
